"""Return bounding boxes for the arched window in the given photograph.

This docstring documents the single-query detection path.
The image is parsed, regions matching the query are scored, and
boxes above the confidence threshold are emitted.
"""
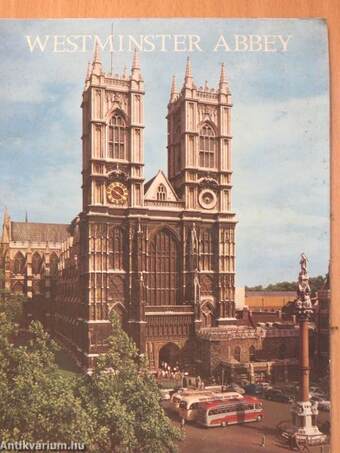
[234,346,241,362]
[147,229,179,306]
[110,227,125,270]
[199,123,216,168]
[32,280,41,295]
[12,281,24,294]
[249,345,256,362]
[50,253,59,276]
[13,252,25,274]
[200,230,213,270]
[108,113,127,160]
[157,184,167,201]
[32,252,42,275]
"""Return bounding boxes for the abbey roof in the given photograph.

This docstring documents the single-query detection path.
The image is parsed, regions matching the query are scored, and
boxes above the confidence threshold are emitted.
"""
[11,222,69,243]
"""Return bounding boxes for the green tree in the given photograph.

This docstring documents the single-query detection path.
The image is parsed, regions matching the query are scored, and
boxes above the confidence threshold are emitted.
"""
[79,314,182,453]
[0,268,181,452]
[246,274,327,296]
[0,272,94,445]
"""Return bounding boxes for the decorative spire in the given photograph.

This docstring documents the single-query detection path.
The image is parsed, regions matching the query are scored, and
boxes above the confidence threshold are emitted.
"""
[92,41,102,76]
[170,75,178,102]
[3,206,9,223]
[184,56,193,88]
[25,211,28,223]
[85,62,91,81]
[132,48,140,70]
[131,48,141,80]
[1,207,10,243]
[185,56,192,79]
[94,41,101,63]
[219,63,228,93]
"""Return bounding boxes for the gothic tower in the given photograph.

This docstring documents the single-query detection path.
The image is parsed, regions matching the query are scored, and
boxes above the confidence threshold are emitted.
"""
[167,57,232,213]
[167,59,236,326]
[79,46,147,362]
[82,45,145,212]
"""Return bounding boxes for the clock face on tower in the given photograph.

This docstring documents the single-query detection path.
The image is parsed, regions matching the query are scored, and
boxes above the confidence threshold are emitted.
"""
[106,181,128,205]
[199,189,217,210]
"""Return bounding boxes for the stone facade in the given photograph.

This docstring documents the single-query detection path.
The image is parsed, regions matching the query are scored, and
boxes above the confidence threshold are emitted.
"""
[0,215,69,324]
[196,325,300,383]
[12,48,236,371]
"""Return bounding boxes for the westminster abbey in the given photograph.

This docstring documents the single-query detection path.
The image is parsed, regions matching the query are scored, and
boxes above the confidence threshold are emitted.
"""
[1,46,238,372]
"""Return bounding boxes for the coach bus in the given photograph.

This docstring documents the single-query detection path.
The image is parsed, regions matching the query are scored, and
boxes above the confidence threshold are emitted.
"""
[170,389,214,411]
[196,396,263,428]
[178,392,243,422]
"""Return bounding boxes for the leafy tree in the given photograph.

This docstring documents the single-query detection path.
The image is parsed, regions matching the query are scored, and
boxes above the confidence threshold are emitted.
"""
[79,314,182,453]
[246,274,327,296]
[0,268,181,452]
[0,271,94,445]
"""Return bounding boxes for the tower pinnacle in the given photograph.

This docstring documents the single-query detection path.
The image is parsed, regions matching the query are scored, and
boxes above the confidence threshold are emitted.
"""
[170,75,177,102]
[1,207,10,243]
[184,56,193,88]
[219,63,228,93]
[92,41,102,75]
[131,48,141,80]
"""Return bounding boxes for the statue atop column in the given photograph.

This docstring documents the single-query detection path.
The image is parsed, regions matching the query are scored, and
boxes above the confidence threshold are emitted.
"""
[296,253,314,321]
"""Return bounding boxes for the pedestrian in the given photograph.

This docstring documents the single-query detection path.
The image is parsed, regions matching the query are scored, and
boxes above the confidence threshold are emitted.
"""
[180,417,185,432]
[260,435,266,448]
[289,433,298,451]
[196,375,201,389]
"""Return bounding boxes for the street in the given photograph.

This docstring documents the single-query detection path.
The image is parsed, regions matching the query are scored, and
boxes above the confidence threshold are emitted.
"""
[163,399,330,453]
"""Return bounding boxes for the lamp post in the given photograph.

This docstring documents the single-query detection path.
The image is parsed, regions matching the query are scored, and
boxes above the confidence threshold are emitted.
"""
[291,254,327,445]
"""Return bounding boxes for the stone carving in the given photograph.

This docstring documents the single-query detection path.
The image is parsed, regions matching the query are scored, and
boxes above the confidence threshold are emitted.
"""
[107,167,129,183]
[106,91,128,115]
[198,176,219,192]
[198,104,217,123]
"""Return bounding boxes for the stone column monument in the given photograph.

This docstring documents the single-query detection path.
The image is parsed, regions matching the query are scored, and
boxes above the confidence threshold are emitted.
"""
[291,254,327,445]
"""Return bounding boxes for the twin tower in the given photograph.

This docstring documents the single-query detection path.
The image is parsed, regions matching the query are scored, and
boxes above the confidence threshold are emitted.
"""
[82,46,234,214]
[55,46,237,371]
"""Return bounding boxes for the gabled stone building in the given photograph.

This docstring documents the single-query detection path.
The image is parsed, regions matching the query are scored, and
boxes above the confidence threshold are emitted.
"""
[52,47,237,370]
[0,211,68,318]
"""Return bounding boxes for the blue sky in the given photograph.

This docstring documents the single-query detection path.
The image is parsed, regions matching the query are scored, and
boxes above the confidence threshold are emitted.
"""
[0,19,329,286]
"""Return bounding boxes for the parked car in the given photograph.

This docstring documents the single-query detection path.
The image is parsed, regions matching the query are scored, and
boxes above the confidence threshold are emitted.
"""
[159,388,172,400]
[240,379,250,388]
[224,383,246,395]
[320,420,330,435]
[258,382,272,391]
[245,384,263,395]
[311,396,330,412]
[264,388,293,403]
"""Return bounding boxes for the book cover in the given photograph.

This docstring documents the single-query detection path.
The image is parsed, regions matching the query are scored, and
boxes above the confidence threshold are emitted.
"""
[0,19,330,452]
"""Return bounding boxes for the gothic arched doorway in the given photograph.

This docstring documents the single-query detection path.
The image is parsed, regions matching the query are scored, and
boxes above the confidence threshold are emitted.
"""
[159,342,180,367]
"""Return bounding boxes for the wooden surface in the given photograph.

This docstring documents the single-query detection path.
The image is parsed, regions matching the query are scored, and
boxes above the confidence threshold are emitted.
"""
[0,1,338,451]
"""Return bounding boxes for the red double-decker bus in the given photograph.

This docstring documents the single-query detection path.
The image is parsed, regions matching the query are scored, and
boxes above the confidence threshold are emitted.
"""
[196,396,264,428]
